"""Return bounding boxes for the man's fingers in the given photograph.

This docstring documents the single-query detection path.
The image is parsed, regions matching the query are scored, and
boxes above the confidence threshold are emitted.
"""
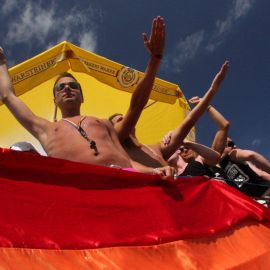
[0,47,7,65]
[211,60,230,89]
[142,32,152,54]
[0,47,4,56]
[219,60,230,76]
[144,16,165,56]
[224,60,230,67]
[153,166,176,181]
[221,60,229,73]
[142,33,148,43]
[162,166,175,178]
[163,135,170,145]
[168,167,174,177]
[163,131,172,145]
[189,96,200,104]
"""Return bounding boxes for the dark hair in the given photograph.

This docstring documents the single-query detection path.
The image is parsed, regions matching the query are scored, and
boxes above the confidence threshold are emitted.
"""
[53,72,84,102]
[108,113,123,123]
[226,140,235,148]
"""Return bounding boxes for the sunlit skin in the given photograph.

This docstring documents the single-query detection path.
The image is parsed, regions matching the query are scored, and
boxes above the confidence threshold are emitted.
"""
[44,76,133,167]
[111,114,135,135]
[0,58,132,167]
[111,60,229,177]
[110,113,169,168]
[110,114,179,179]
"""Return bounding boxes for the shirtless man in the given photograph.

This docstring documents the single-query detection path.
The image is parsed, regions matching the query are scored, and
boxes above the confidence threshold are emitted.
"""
[0,16,173,175]
[110,61,229,171]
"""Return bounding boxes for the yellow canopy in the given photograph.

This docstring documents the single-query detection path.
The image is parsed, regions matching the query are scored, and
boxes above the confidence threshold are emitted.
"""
[0,41,194,153]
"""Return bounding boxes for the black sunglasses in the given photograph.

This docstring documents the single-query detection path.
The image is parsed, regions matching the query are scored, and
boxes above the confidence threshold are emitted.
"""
[227,141,235,147]
[179,146,189,153]
[54,82,80,92]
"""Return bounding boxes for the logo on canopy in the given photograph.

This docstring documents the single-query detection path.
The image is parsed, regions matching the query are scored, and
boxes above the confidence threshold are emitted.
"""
[117,67,139,88]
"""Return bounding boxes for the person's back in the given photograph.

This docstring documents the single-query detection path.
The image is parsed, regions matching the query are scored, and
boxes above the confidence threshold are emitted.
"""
[219,139,270,197]
[122,137,167,168]
[220,153,269,197]
[109,114,168,168]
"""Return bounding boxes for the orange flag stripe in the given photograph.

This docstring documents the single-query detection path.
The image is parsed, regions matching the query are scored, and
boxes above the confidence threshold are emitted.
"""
[0,222,269,270]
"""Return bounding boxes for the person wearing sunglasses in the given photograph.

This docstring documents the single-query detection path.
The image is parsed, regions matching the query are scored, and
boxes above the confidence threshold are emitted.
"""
[0,16,174,177]
[110,61,229,175]
[166,140,221,177]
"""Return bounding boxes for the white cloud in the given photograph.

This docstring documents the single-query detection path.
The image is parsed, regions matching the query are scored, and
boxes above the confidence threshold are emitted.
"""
[165,0,255,73]
[79,32,97,52]
[5,2,54,44]
[175,30,205,64]
[1,0,17,14]
[164,30,204,73]
[251,138,261,146]
[2,1,99,53]
[207,0,256,51]
[234,0,255,19]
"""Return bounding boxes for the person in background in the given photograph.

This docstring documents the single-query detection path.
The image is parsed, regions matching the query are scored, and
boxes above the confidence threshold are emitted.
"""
[166,139,220,177]
[192,99,270,197]
[10,141,40,155]
[219,137,270,197]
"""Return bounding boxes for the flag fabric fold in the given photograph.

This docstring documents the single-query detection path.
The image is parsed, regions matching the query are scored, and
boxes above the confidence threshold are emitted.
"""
[0,148,269,249]
[0,148,270,269]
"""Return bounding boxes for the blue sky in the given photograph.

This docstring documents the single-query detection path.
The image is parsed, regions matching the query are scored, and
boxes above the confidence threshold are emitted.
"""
[1,0,269,159]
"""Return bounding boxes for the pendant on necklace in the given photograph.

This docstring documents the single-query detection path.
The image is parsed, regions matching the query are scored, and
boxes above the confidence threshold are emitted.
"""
[90,140,99,156]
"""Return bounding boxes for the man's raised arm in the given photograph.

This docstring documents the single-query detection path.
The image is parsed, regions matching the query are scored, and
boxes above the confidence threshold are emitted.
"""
[0,47,50,142]
[114,16,165,142]
[161,61,229,160]
[189,97,230,155]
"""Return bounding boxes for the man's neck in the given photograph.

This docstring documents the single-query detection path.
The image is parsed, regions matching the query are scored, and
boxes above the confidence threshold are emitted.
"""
[61,109,81,119]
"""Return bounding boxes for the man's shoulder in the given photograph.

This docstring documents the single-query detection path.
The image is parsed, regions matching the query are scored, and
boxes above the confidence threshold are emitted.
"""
[84,116,112,128]
[147,143,163,156]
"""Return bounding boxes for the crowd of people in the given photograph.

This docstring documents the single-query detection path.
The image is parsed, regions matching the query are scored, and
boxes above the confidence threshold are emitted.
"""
[0,16,270,201]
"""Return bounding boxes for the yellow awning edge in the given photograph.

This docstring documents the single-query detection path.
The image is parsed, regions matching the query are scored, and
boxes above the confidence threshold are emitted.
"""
[7,41,189,107]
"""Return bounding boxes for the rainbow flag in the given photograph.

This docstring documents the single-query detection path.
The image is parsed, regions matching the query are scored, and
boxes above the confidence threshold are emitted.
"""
[0,148,270,269]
